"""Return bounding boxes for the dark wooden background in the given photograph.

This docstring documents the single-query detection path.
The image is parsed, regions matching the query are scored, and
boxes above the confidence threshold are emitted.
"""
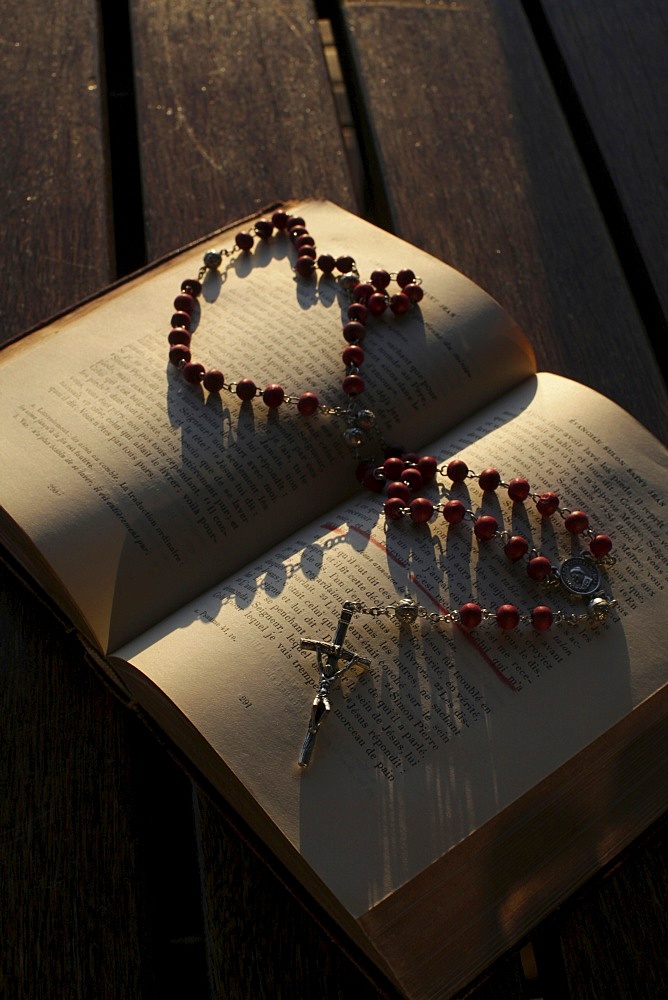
[1,1,666,997]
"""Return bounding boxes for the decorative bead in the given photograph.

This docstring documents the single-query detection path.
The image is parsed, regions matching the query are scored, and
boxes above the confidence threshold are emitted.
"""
[503,535,529,561]
[297,392,319,415]
[236,378,257,401]
[183,361,206,384]
[295,255,316,277]
[474,515,498,540]
[527,555,552,581]
[446,459,469,482]
[403,282,424,304]
[531,606,553,631]
[254,219,274,239]
[271,210,289,230]
[370,268,391,290]
[368,292,388,316]
[478,468,501,491]
[181,278,202,297]
[386,482,411,502]
[347,302,368,324]
[174,292,196,314]
[342,344,365,367]
[396,268,416,288]
[496,604,520,630]
[356,409,376,429]
[409,497,434,523]
[235,231,254,252]
[459,602,482,629]
[507,477,531,502]
[383,456,405,481]
[342,320,366,344]
[589,534,613,558]
[394,599,419,625]
[417,455,438,482]
[295,234,315,250]
[536,491,560,516]
[564,510,589,534]
[384,498,406,520]
[286,215,305,231]
[342,374,365,396]
[340,272,359,292]
[317,253,336,273]
[262,384,285,408]
[401,467,423,491]
[203,249,223,269]
[443,499,467,524]
[389,292,410,315]
[336,255,355,273]
[289,225,308,241]
[343,427,365,447]
[171,311,192,329]
[168,328,191,346]
[169,344,191,366]
[203,369,225,392]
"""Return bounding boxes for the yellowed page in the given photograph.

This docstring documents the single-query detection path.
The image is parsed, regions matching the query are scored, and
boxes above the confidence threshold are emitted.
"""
[115,373,667,917]
[0,201,533,651]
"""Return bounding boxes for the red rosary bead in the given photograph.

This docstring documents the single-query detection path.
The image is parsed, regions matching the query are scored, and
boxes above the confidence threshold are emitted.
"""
[507,477,531,502]
[169,344,191,366]
[317,253,336,273]
[389,292,410,315]
[297,392,319,415]
[496,604,520,629]
[295,256,316,277]
[564,510,589,534]
[417,455,438,482]
[342,374,365,396]
[531,606,554,631]
[403,282,424,304]
[346,303,367,323]
[174,292,196,315]
[446,459,469,483]
[203,369,225,392]
[171,311,192,330]
[535,491,560,516]
[409,497,434,523]
[235,231,254,251]
[396,268,416,288]
[168,328,191,346]
[254,219,274,239]
[459,603,482,629]
[183,361,205,384]
[383,456,406,481]
[236,378,257,401]
[336,255,354,273]
[442,499,467,524]
[262,384,285,408]
[503,535,529,561]
[342,321,366,344]
[180,278,202,297]
[478,468,501,491]
[527,555,552,581]
[474,515,498,540]
[387,482,411,502]
[271,210,289,229]
[384,497,406,520]
[401,467,423,491]
[353,282,375,304]
[370,268,391,290]
[589,533,613,558]
[342,344,365,367]
[368,292,388,316]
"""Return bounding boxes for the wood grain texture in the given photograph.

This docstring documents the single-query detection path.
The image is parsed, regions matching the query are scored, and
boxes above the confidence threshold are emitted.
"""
[533,815,668,999]
[0,0,113,341]
[337,0,667,440]
[0,567,143,999]
[129,0,358,260]
[538,0,668,324]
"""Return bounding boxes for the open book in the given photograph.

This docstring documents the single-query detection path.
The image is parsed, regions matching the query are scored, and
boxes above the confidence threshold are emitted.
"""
[1,200,666,999]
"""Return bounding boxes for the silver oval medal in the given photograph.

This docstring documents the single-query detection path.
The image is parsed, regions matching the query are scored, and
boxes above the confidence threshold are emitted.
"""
[558,555,602,596]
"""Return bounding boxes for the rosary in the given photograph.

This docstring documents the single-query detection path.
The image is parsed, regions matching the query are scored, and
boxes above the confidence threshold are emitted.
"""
[165,210,617,767]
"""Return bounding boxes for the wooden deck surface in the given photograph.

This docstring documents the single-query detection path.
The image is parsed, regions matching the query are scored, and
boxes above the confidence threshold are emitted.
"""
[1,1,666,996]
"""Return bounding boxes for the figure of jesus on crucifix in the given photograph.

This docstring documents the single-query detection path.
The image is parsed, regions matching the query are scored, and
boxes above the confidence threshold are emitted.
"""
[298,601,371,768]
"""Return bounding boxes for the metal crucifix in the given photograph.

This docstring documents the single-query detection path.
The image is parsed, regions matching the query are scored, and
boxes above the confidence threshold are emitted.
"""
[298,601,370,768]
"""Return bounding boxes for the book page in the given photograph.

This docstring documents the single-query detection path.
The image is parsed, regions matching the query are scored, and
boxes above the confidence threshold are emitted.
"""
[0,201,533,652]
[114,373,667,916]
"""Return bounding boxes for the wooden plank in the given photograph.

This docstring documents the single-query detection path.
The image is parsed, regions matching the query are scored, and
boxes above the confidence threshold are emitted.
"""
[537,0,668,328]
[336,0,667,441]
[0,0,114,341]
[129,0,358,260]
[531,815,668,999]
